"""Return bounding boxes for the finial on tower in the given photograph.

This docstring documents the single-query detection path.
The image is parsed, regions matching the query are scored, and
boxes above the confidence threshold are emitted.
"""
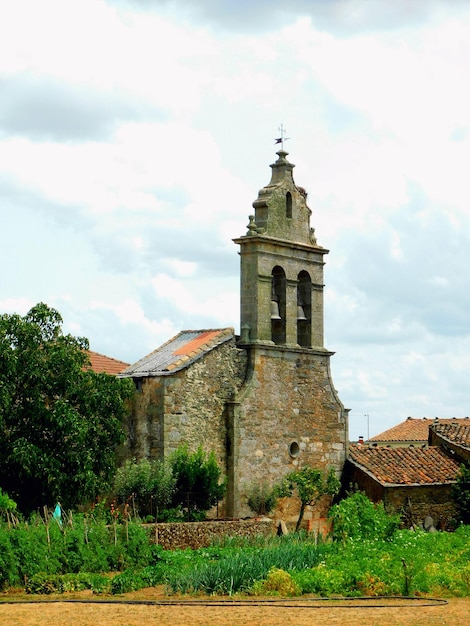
[274,123,289,151]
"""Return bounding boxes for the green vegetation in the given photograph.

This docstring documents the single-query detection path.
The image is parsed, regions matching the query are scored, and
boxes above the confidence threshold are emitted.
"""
[112,447,226,522]
[246,482,279,516]
[0,494,469,598]
[452,461,470,525]
[279,466,340,531]
[113,457,176,520]
[168,445,226,520]
[0,303,133,516]
[329,491,401,542]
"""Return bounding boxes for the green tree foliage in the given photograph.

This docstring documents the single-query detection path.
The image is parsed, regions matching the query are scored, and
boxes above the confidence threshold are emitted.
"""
[113,458,176,519]
[0,303,133,515]
[328,491,401,542]
[452,461,470,525]
[280,466,340,532]
[169,445,226,520]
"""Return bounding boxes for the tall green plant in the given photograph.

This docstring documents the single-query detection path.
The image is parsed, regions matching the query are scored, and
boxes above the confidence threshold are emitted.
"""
[452,461,470,524]
[280,466,340,531]
[328,491,400,542]
[246,482,278,516]
[169,445,226,520]
[113,458,175,519]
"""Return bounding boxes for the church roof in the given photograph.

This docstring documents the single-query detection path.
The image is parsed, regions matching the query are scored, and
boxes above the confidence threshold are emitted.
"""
[119,328,235,377]
[348,445,461,486]
[369,417,470,443]
[85,350,129,375]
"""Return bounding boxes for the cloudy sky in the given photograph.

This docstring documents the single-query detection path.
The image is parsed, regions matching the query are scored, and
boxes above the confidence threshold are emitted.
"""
[2,0,470,441]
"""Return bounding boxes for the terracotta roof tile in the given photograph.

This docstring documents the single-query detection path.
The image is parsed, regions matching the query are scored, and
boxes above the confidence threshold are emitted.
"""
[85,350,129,375]
[119,328,235,377]
[369,417,470,443]
[348,445,461,486]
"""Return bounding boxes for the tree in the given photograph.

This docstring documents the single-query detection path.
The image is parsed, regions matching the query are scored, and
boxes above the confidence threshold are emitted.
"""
[280,466,340,532]
[169,445,226,520]
[452,461,470,525]
[0,303,133,516]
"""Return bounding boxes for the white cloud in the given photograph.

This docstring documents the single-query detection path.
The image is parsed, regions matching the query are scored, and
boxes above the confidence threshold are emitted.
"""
[1,0,470,443]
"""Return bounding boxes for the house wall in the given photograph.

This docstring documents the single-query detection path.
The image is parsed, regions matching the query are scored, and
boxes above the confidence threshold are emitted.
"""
[428,430,470,462]
[384,485,457,530]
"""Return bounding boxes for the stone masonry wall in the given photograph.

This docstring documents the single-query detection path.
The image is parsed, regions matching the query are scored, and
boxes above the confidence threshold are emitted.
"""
[149,519,274,550]
[384,485,457,530]
[162,339,246,467]
[233,346,347,519]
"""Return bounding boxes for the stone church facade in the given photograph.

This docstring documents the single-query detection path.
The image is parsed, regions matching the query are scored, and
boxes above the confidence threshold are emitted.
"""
[119,150,348,519]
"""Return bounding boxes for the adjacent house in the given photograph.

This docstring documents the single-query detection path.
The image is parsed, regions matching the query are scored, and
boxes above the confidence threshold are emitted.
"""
[86,350,129,375]
[345,417,470,528]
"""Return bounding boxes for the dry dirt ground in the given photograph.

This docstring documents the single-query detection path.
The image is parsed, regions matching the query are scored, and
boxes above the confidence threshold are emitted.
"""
[0,588,469,626]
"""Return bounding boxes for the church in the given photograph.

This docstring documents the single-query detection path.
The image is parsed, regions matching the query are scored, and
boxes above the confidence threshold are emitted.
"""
[119,149,349,519]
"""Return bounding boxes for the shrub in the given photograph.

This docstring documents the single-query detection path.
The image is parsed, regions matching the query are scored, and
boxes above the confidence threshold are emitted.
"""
[452,461,470,524]
[292,564,348,596]
[246,482,278,516]
[329,491,400,542]
[250,567,301,596]
[113,458,175,519]
[169,445,226,520]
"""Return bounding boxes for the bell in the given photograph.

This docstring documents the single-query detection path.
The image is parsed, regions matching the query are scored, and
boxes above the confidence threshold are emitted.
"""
[270,300,281,320]
[297,305,307,321]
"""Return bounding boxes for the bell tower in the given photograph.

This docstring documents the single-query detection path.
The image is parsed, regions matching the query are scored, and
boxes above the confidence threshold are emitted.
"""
[235,150,327,349]
[228,148,348,520]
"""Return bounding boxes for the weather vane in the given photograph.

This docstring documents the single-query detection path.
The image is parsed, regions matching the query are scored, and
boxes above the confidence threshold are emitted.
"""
[274,123,289,150]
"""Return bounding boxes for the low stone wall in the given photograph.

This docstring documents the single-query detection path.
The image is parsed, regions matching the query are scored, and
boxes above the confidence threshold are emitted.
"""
[148,519,275,550]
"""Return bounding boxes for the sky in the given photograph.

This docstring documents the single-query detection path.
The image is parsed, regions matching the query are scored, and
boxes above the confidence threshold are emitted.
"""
[1,0,470,442]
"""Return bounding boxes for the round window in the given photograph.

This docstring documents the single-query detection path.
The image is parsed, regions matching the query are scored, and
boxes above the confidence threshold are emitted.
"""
[289,441,300,458]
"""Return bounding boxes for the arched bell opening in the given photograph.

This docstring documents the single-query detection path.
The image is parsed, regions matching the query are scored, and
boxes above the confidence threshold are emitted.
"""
[271,266,286,345]
[297,270,312,347]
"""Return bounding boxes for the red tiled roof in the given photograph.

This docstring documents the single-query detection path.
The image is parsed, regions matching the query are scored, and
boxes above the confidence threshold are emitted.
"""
[349,445,461,486]
[119,328,235,377]
[369,417,470,443]
[86,350,129,375]
[431,422,470,449]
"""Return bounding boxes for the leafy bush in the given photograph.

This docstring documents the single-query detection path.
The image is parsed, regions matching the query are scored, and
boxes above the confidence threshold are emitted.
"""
[328,491,400,542]
[292,564,349,596]
[452,461,470,524]
[26,572,110,594]
[169,445,226,520]
[246,482,278,516]
[250,567,301,596]
[113,458,175,519]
